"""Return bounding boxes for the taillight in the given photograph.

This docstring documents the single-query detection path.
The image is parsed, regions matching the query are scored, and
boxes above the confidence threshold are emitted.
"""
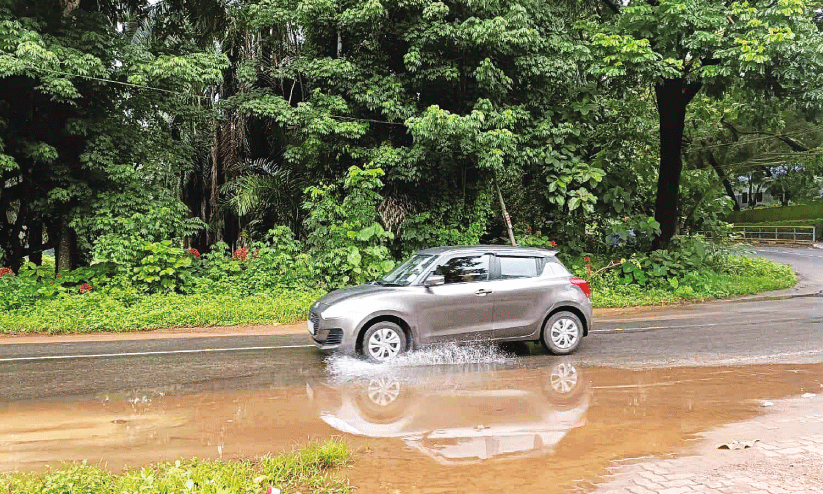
[570,276,591,298]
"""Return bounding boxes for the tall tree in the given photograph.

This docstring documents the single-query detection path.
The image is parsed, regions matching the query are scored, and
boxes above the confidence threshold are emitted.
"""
[587,0,823,248]
[0,0,226,271]
[241,0,609,249]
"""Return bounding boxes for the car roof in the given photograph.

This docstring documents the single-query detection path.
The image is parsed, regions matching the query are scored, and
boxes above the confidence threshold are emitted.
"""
[416,245,558,257]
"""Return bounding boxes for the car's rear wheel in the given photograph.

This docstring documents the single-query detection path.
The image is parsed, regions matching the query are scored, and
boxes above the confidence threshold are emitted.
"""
[362,322,407,363]
[541,311,583,355]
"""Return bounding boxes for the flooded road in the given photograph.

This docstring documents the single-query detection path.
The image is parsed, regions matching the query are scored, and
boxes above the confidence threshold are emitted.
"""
[2,348,821,493]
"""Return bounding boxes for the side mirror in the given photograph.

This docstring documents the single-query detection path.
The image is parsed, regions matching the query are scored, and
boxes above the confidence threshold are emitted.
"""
[424,274,445,287]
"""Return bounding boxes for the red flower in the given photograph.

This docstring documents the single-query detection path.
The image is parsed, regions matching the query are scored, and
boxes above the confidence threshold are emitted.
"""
[232,247,248,261]
[583,256,591,263]
[0,267,15,278]
[187,248,201,259]
[550,240,557,247]
[79,283,93,294]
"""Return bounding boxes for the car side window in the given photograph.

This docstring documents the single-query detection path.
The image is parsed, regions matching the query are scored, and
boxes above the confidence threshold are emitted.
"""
[435,255,490,284]
[498,256,539,279]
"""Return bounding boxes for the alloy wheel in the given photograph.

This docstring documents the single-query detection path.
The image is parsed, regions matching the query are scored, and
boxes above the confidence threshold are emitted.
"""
[367,327,402,361]
[550,318,579,350]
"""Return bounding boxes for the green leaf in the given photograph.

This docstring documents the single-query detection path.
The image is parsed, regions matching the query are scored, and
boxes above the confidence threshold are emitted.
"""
[347,248,362,267]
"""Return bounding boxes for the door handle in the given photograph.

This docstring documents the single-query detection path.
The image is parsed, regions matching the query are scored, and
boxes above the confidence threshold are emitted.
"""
[475,289,492,296]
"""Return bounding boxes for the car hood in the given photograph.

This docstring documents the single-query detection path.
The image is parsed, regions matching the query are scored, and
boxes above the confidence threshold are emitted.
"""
[316,283,397,309]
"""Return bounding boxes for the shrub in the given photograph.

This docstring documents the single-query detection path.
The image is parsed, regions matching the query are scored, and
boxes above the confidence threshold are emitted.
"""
[563,240,796,308]
[130,240,195,293]
[0,262,115,311]
[303,164,395,286]
[191,227,319,295]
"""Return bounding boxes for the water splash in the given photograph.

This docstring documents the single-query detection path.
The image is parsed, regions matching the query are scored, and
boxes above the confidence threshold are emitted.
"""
[324,342,519,383]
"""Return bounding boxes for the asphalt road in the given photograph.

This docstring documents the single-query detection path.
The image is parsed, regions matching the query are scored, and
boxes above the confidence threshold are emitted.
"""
[1,246,821,403]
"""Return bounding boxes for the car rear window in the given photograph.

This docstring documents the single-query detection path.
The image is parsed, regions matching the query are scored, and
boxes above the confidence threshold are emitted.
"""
[498,256,539,279]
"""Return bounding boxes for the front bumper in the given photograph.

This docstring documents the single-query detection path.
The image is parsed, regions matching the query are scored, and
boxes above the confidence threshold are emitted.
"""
[308,310,356,353]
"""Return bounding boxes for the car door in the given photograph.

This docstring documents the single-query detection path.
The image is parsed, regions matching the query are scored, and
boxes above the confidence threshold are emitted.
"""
[490,255,551,339]
[416,254,495,343]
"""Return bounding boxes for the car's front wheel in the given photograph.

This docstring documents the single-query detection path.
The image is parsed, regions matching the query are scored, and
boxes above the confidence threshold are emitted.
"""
[542,311,583,355]
[362,322,407,363]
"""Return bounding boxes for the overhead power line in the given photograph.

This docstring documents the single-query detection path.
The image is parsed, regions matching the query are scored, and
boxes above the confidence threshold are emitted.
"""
[26,64,190,96]
[684,149,822,175]
[20,63,408,126]
[686,127,822,152]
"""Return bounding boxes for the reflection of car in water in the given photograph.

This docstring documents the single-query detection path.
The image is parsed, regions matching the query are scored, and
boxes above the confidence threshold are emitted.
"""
[307,361,589,464]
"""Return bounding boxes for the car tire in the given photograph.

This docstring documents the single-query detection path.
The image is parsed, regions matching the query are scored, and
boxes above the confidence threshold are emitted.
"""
[541,311,583,355]
[362,322,407,363]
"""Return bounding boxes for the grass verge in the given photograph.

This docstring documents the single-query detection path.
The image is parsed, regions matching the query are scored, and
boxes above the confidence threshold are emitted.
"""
[590,270,796,308]
[0,290,324,334]
[0,259,796,334]
[0,440,351,494]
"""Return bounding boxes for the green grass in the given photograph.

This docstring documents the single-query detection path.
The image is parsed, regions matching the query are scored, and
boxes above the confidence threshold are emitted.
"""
[590,271,796,308]
[733,218,822,227]
[726,200,823,223]
[0,258,797,333]
[0,440,351,494]
[0,290,324,334]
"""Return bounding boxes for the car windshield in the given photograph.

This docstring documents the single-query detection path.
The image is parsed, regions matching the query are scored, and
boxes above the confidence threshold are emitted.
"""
[379,254,436,286]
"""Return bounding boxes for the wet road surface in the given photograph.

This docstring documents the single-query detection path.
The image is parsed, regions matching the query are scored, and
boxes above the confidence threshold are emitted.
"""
[0,246,821,493]
[1,290,820,403]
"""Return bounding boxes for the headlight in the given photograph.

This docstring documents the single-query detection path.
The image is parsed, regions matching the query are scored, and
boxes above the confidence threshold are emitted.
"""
[320,304,355,319]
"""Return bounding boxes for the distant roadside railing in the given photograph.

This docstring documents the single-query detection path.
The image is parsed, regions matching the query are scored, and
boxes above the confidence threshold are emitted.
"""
[729,225,817,245]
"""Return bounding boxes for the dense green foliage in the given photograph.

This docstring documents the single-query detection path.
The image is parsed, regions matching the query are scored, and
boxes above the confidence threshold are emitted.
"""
[0,291,322,333]
[0,0,821,326]
[585,0,823,246]
[0,0,226,273]
[0,440,351,494]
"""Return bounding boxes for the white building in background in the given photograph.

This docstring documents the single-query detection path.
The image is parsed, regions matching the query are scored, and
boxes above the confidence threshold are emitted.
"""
[736,190,775,209]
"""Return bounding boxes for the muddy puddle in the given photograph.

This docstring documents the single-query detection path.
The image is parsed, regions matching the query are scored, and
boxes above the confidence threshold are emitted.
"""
[1,348,822,493]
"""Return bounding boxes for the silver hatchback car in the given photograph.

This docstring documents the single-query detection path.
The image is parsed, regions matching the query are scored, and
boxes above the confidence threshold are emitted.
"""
[308,245,592,362]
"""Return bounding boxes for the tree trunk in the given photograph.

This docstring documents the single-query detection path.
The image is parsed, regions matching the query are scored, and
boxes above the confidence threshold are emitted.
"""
[28,221,43,265]
[652,78,702,250]
[56,212,75,273]
[494,176,516,246]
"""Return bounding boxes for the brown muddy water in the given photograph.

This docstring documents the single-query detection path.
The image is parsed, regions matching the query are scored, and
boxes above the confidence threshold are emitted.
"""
[1,361,822,493]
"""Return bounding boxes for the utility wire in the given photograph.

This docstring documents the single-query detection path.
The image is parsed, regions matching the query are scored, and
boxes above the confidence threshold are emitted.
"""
[21,62,409,126]
[683,150,822,175]
[329,115,406,126]
[686,127,822,151]
[25,64,191,96]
